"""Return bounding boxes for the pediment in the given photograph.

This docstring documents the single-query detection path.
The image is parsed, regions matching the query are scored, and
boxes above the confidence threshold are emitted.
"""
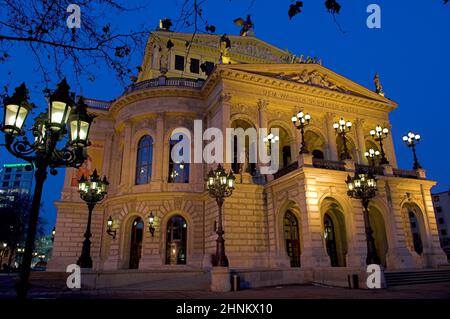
[220,64,397,106]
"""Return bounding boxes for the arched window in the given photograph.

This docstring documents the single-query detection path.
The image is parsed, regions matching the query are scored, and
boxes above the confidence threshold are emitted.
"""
[166,215,188,264]
[283,210,301,267]
[168,134,189,183]
[408,211,423,255]
[135,135,153,185]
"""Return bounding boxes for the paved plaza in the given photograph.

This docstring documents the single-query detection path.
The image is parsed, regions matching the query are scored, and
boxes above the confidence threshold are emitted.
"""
[0,274,449,299]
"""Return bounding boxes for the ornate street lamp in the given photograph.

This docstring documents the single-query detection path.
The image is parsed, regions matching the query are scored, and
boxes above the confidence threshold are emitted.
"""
[263,133,279,154]
[148,212,155,237]
[333,117,352,160]
[2,83,33,135]
[51,227,56,242]
[346,172,381,265]
[0,80,95,299]
[206,164,235,267]
[364,148,381,168]
[291,110,311,154]
[77,169,109,268]
[402,132,422,170]
[370,125,389,165]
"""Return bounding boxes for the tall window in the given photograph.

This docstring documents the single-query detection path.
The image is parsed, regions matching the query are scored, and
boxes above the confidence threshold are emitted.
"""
[168,134,189,183]
[175,55,185,71]
[190,58,200,74]
[135,135,153,185]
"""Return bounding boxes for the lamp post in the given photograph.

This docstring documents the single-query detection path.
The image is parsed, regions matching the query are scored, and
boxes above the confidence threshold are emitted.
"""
[77,169,109,268]
[206,164,235,267]
[263,133,279,155]
[370,125,389,165]
[0,80,95,299]
[291,110,311,154]
[346,172,381,265]
[333,118,352,160]
[402,132,422,170]
[364,148,381,168]
[0,242,7,268]
[51,227,56,242]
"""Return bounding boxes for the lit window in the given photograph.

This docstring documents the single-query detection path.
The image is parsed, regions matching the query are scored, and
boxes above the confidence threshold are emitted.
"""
[168,134,189,184]
[135,135,153,185]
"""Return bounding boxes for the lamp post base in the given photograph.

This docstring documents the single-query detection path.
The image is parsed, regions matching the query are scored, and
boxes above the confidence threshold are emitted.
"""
[77,256,93,269]
[210,267,231,292]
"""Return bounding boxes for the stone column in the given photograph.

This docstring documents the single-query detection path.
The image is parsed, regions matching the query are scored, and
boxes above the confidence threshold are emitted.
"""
[257,100,269,182]
[420,184,448,267]
[120,121,133,190]
[153,113,165,184]
[384,123,398,168]
[325,113,338,161]
[221,93,232,171]
[355,118,367,164]
[383,181,417,269]
[299,178,330,268]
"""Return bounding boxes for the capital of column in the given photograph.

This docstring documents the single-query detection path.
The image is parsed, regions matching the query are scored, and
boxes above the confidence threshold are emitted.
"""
[257,99,269,111]
[219,92,232,103]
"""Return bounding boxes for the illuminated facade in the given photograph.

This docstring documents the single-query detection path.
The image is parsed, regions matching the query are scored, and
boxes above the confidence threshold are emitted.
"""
[48,31,447,288]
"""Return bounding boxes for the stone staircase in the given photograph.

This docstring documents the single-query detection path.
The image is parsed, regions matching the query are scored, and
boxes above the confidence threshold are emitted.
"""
[385,269,450,287]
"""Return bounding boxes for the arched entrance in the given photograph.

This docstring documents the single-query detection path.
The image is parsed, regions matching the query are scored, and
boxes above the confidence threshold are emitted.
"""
[304,130,326,159]
[321,199,347,267]
[369,207,389,267]
[129,217,144,269]
[165,215,188,265]
[408,211,423,255]
[283,210,301,267]
[324,214,339,266]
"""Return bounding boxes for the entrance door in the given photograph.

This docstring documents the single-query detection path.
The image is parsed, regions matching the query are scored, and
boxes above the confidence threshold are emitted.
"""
[324,214,338,267]
[284,211,301,267]
[129,217,144,269]
[166,215,187,264]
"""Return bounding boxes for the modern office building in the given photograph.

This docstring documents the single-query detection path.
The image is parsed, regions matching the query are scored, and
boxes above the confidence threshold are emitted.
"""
[0,163,33,200]
[432,189,450,248]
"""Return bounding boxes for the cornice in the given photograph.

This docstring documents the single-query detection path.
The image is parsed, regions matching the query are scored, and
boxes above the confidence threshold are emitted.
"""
[215,68,396,113]
[109,86,204,116]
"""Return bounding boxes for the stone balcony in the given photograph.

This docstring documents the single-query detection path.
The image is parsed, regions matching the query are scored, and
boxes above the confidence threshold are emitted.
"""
[126,77,205,94]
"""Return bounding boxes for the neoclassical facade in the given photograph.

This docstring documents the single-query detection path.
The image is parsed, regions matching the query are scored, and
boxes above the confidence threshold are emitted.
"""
[48,31,447,288]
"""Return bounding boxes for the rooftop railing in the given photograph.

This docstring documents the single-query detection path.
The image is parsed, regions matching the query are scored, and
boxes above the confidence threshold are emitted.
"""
[126,77,205,94]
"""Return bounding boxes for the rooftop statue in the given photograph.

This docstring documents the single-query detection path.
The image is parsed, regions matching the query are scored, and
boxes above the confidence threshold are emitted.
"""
[374,73,385,96]
[234,15,254,37]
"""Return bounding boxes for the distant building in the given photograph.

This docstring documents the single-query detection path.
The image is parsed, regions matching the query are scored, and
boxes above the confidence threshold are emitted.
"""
[0,163,33,201]
[432,189,450,247]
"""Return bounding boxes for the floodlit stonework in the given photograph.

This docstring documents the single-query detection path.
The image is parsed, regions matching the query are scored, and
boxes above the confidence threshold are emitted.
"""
[47,31,447,289]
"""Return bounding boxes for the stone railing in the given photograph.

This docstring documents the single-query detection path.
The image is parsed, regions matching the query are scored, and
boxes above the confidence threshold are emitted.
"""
[312,158,346,171]
[126,77,205,94]
[84,98,111,111]
[355,164,385,176]
[393,168,418,179]
[273,162,299,180]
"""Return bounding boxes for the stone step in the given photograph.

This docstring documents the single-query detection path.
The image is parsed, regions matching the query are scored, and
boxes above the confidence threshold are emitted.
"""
[385,269,450,287]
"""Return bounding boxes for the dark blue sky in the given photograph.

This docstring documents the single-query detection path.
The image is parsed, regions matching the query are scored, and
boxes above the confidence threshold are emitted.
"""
[1,0,449,234]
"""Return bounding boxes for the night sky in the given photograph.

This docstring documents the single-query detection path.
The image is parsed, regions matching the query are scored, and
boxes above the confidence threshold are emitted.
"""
[0,0,449,234]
